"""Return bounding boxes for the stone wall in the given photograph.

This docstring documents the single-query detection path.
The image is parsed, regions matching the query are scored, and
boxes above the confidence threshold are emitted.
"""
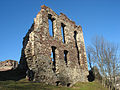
[0,60,18,71]
[19,5,88,86]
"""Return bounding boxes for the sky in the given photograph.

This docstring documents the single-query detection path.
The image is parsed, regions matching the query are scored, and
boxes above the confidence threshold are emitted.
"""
[0,0,120,62]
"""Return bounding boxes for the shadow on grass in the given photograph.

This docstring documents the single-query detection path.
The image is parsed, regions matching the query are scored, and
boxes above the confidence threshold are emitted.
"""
[0,68,26,81]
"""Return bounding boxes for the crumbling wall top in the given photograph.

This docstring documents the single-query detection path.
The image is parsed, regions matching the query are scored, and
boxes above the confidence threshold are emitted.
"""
[40,5,82,31]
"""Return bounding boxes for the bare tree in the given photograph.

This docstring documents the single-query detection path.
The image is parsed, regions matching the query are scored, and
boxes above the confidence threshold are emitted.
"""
[87,36,120,90]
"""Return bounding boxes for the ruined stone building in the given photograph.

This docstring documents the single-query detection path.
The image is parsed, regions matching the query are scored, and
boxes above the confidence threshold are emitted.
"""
[19,5,88,86]
[0,60,18,71]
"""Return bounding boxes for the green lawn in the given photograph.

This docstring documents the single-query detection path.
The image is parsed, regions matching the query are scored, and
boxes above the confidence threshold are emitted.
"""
[0,80,108,90]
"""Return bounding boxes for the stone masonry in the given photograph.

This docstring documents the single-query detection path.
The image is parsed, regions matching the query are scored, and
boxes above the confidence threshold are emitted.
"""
[0,60,18,71]
[19,5,88,86]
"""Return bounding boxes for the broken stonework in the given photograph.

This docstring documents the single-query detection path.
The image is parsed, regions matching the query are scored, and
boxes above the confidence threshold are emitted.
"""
[19,5,89,86]
[0,60,18,71]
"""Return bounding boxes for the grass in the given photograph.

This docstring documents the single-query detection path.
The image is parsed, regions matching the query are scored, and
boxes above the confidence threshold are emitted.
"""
[72,81,108,90]
[0,79,108,90]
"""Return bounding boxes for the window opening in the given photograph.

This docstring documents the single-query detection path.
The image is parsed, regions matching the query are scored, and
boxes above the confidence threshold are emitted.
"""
[51,46,56,72]
[61,23,65,43]
[64,50,68,66]
[74,31,80,65]
[48,14,54,36]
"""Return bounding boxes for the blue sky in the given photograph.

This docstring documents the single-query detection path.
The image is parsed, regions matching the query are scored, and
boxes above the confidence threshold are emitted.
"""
[0,0,120,62]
